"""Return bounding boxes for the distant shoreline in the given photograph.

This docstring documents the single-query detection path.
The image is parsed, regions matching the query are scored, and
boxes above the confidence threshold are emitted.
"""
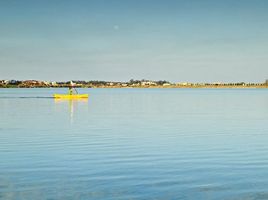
[1,80,268,89]
[1,85,268,89]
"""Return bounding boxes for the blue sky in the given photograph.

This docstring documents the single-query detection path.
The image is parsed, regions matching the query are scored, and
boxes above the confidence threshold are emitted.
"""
[0,0,268,82]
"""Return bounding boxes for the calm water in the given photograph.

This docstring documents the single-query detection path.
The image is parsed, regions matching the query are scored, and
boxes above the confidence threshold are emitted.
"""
[1,88,268,200]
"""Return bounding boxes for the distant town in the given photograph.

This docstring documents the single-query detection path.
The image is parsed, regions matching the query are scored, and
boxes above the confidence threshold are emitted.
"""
[1,79,268,88]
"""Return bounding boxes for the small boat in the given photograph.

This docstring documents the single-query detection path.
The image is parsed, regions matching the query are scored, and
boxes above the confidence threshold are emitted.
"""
[54,81,88,99]
[54,94,89,99]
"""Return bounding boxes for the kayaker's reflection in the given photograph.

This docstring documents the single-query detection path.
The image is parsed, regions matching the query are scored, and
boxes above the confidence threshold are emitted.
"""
[54,99,87,124]
[69,100,74,123]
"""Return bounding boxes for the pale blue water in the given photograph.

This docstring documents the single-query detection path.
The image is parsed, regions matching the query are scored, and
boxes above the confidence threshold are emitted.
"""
[1,88,268,200]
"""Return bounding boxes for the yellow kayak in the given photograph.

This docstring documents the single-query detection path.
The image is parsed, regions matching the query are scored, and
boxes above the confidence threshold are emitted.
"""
[54,94,89,99]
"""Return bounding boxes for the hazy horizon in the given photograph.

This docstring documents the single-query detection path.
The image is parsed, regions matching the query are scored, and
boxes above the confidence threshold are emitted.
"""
[1,0,268,82]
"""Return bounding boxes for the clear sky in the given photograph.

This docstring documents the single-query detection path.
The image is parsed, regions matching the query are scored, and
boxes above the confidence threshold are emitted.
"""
[0,0,268,82]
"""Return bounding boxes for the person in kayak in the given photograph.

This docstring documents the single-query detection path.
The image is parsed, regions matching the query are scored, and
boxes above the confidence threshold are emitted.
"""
[68,81,78,95]
[68,86,74,95]
[68,81,77,95]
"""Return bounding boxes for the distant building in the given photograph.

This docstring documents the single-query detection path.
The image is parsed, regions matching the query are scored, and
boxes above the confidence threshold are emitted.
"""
[181,82,189,86]
[163,83,171,86]
[4,80,20,84]
[141,81,157,86]
[51,82,58,86]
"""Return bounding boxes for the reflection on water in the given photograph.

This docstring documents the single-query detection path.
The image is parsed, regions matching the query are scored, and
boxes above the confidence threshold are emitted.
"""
[0,88,268,200]
[54,98,88,124]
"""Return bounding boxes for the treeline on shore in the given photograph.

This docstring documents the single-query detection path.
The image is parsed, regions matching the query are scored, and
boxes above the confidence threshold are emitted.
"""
[1,79,268,88]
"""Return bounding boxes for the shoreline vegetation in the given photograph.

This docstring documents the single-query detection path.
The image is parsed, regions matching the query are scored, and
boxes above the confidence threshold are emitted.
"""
[1,79,268,89]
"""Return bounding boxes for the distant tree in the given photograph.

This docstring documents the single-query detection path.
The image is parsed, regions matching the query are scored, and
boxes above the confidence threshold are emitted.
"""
[128,79,141,84]
[129,79,134,84]
[156,80,170,85]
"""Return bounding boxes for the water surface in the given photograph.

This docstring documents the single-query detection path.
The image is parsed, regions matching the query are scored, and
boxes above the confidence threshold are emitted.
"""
[1,88,268,200]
